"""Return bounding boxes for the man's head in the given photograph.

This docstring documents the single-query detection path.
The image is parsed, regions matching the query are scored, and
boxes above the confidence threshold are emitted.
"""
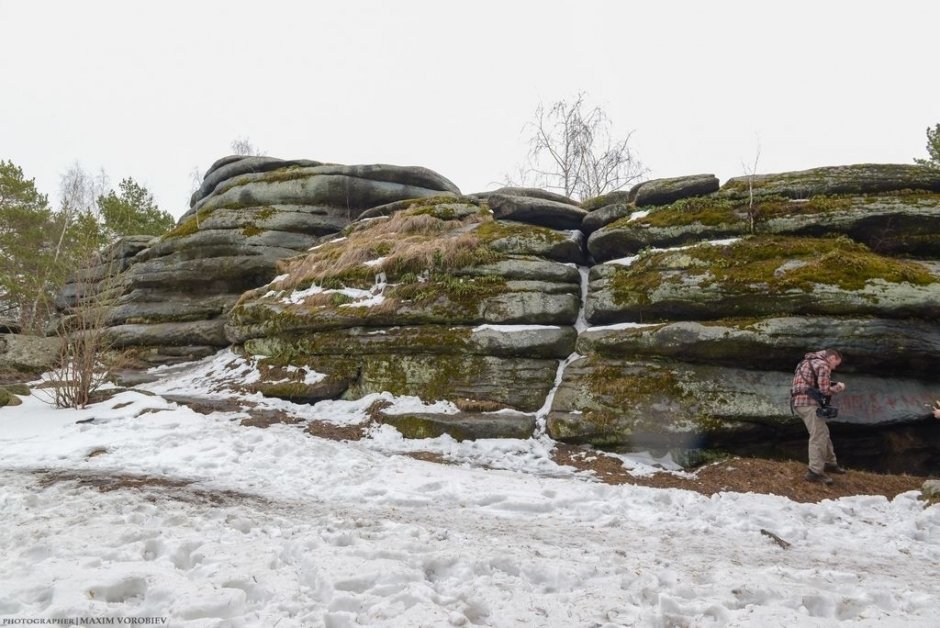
[824,348,843,370]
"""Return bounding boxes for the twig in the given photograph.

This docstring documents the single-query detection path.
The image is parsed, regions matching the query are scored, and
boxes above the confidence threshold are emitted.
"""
[760,528,791,549]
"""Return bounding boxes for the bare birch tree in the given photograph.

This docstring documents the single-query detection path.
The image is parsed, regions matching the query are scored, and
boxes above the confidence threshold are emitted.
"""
[516,93,646,201]
[42,235,121,409]
[741,142,761,233]
[231,136,266,157]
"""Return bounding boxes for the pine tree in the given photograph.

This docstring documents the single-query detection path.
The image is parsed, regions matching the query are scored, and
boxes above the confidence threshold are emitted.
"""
[914,124,940,168]
[97,177,174,238]
[0,160,56,331]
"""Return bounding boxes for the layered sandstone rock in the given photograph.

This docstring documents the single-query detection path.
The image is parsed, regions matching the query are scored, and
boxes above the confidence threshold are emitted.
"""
[99,158,461,357]
[58,159,940,473]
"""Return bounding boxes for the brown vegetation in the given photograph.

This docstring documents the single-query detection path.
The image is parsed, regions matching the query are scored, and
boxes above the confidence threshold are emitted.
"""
[552,444,927,504]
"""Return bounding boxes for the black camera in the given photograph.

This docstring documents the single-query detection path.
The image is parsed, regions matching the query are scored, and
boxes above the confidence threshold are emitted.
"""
[816,405,839,419]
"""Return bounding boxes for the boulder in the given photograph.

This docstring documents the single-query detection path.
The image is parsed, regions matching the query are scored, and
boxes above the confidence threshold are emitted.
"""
[546,355,940,455]
[228,202,582,342]
[228,197,583,422]
[359,194,461,220]
[633,174,720,207]
[587,192,940,261]
[190,156,324,207]
[242,325,576,360]
[581,203,635,236]
[187,163,461,218]
[179,205,351,239]
[230,275,580,340]
[56,236,156,311]
[721,164,940,200]
[81,159,464,358]
[577,317,940,380]
[0,334,61,374]
[0,387,24,407]
[478,221,585,265]
[380,411,537,441]
[107,321,229,348]
[586,236,940,324]
[474,187,578,206]
[581,190,636,212]
[478,193,587,230]
[347,354,559,412]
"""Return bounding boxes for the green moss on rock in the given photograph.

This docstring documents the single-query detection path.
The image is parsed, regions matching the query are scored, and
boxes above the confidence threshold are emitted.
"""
[610,235,935,306]
[0,388,22,407]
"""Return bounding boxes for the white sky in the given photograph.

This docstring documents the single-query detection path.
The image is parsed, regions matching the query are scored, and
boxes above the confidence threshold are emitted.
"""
[2,0,938,219]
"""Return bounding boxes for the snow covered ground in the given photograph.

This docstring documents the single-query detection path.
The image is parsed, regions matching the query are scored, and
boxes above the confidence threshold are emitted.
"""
[1,352,938,627]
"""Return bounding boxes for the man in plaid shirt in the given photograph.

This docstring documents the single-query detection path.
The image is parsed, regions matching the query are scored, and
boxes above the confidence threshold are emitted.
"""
[791,348,846,485]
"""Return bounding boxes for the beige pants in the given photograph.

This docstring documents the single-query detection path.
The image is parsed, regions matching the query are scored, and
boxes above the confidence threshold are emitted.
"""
[795,405,837,473]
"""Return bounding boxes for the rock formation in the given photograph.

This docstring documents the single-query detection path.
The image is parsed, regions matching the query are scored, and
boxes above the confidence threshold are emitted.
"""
[94,156,460,363]
[61,159,940,473]
[560,164,940,473]
[226,191,584,438]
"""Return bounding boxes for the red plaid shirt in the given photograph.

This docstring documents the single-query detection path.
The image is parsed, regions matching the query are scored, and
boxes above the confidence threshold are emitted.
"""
[791,351,834,407]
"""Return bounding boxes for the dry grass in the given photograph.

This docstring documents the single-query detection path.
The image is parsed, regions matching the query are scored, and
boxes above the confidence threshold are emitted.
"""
[453,398,512,412]
[305,419,369,441]
[272,208,491,292]
[240,409,304,428]
[552,444,928,504]
[36,469,267,507]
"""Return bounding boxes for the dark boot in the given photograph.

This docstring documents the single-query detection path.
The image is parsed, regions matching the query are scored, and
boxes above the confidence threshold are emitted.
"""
[805,469,834,485]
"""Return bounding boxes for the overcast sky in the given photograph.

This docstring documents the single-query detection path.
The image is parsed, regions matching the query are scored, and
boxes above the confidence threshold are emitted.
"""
[2,0,938,219]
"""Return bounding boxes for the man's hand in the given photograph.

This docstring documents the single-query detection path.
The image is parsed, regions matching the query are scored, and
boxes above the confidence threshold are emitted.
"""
[831,382,846,394]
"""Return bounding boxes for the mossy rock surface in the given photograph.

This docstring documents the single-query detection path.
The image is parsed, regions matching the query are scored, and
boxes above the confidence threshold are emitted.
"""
[586,235,940,324]
[0,388,23,406]
[380,411,537,441]
[106,295,232,327]
[189,156,324,209]
[576,316,940,380]
[587,192,940,261]
[107,320,229,348]
[230,285,579,341]
[229,202,582,341]
[0,334,61,373]
[191,167,460,218]
[2,383,30,396]
[477,193,587,230]
[720,163,940,200]
[243,324,576,359]
[347,354,559,413]
[633,174,720,208]
[546,356,789,448]
[581,190,635,213]
[473,186,577,206]
[125,252,283,292]
[581,202,635,235]
[475,221,585,264]
[546,355,940,448]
